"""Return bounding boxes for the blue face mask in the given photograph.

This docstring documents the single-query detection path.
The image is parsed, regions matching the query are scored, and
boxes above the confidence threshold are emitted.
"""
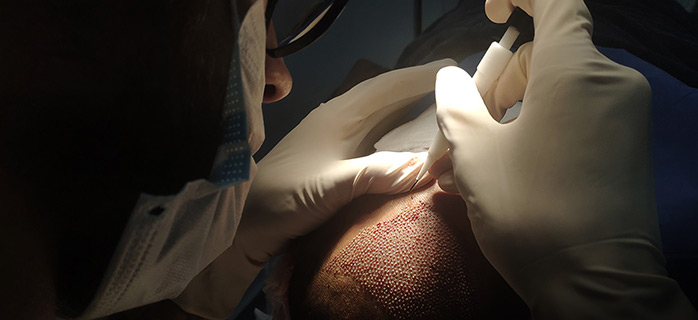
[209,41,252,186]
[210,1,253,186]
[210,0,267,187]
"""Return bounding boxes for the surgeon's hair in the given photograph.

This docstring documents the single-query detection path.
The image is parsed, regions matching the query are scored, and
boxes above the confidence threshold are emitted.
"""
[285,189,529,320]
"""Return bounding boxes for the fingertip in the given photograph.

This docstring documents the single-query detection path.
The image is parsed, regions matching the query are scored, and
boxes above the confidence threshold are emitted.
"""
[485,0,516,24]
[435,66,474,111]
[437,170,460,194]
[482,42,532,121]
[404,152,425,168]
[436,66,470,83]
[435,65,495,132]
[427,152,453,180]
[402,151,428,169]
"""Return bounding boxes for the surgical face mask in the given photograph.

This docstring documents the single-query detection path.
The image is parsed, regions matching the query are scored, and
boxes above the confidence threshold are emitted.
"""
[76,1,267,318]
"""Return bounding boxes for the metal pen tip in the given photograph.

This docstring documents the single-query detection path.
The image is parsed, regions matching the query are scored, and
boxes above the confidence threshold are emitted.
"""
[408,179,418,193]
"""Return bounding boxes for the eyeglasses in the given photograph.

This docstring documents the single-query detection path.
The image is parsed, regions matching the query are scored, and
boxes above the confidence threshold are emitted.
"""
[265,0,349,58]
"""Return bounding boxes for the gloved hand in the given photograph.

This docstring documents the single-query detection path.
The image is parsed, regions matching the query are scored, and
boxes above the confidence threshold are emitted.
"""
[433,0,698,319]
[175,59,456,319]
[237,58,455,263]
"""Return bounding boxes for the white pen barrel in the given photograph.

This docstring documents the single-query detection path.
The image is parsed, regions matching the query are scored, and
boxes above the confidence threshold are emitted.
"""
[473,40,514,96]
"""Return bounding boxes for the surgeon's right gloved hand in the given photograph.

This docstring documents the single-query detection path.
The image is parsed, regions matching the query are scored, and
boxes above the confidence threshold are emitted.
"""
[433,0,698,319]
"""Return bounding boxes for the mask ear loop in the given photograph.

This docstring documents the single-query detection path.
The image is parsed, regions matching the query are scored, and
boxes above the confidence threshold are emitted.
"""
[208,0,252,186]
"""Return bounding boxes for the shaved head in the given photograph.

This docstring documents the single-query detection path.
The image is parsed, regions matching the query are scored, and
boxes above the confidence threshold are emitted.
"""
[285,183,528,319]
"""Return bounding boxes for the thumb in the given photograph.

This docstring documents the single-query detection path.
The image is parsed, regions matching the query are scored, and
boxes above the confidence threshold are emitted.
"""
[427,152,460,194]
[482,42,532,121]
[345,151,430,198]
[435,66,497,151]
[437,170,459,194]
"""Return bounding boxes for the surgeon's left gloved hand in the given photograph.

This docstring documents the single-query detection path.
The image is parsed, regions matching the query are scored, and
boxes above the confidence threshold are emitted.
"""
[174,58,456,319]
[240,58,455,262]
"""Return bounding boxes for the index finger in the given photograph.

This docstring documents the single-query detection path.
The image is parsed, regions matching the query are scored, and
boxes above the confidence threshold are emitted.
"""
[485,0,522,23]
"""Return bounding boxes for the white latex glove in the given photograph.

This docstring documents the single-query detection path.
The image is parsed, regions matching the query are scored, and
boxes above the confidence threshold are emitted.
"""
[433,1,698,319]
[237,58,455,263]
[175,59,456,320]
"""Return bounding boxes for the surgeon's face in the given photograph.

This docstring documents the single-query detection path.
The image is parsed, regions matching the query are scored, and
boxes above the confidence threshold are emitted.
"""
[17,0,293,196]
[238,0,294,103]
[5,0,292,314]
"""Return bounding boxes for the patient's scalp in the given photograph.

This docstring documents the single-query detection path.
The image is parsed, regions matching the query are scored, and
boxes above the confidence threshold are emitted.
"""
[302,272,390,319]
[322,200,477,319]
[287,184,529,320]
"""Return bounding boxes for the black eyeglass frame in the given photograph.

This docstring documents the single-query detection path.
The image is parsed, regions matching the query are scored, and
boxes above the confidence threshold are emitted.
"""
[265,0,349,58]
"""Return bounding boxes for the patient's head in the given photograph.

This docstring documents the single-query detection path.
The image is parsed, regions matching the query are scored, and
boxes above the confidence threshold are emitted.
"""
[278,182,528,319]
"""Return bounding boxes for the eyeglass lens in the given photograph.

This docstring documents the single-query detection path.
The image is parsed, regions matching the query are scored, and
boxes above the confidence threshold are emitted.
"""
[269,0,335,49]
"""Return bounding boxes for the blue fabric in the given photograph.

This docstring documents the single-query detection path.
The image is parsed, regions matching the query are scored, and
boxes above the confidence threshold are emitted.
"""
[586,0,698,88]
[210,1,251,187]
[599,47,698,302]
[399,0,698,88]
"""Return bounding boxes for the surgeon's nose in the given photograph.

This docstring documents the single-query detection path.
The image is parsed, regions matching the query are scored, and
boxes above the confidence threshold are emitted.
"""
[264,23,293,103]
[264,54,292,102]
